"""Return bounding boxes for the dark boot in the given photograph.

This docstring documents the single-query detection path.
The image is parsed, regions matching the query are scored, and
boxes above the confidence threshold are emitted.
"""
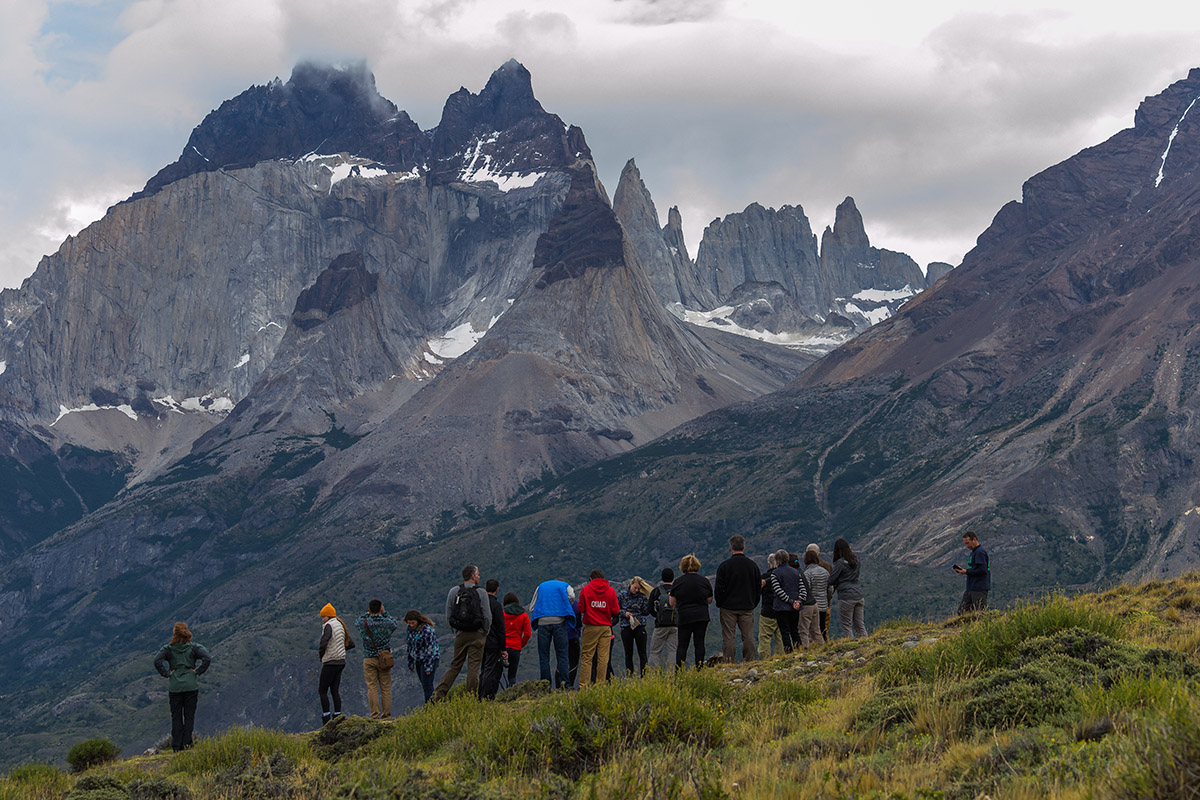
[321,712,332,725]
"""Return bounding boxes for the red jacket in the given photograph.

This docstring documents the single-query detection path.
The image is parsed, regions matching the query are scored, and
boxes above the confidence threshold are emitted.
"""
[579,578,619,626]
[504,610,532,650]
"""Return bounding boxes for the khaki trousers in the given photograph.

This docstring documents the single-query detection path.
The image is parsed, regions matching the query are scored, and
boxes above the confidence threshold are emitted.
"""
[758,615,783,657]
[363,656,393,718]
[798,605,823,648]
[579,625,612,688]
[720,608,757,662]
[432,630,486,701]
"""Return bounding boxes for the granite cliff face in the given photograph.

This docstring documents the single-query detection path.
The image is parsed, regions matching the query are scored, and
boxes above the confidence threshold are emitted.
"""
[613,165,934,354]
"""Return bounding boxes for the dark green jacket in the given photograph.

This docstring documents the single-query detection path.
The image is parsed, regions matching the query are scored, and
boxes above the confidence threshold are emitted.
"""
[154,642,212,693]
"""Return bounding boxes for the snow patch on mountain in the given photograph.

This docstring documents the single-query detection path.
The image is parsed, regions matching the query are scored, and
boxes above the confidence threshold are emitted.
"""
[853,285,916,303]
[1157,95,1199,188]
[459,134,544,192]
[152,394,235,414]
[677,306,850,353]
[428,313,505,360]
[53,403,138,425]
[0,360,6,375]
[235,354,250,368]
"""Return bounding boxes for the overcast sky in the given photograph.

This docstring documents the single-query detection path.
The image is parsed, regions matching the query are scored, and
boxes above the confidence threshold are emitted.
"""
[2,0,1199,290]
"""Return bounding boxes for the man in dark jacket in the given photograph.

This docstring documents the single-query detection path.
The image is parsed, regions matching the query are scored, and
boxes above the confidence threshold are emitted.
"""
[478,578,507,699]
[954,530,990,613]
[715,535,761,662]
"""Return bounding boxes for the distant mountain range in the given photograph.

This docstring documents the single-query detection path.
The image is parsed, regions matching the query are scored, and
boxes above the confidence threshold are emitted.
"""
[9,59,1200,767]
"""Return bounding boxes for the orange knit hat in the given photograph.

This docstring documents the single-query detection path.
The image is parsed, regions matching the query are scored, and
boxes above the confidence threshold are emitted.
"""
[320,603,336,617]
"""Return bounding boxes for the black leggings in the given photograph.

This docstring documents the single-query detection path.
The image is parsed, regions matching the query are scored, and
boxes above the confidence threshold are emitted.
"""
[319,662,345,713]
[506,648,522,685]
[676,621,708,668]
[776,610,800,652]
[621,625,648,676]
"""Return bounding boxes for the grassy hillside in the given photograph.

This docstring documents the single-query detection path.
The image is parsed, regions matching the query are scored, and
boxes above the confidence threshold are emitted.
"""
[7,573,1200,800]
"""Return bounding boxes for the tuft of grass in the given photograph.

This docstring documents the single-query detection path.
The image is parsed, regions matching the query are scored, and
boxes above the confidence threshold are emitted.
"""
[0,763,71,800]
[166,726,311,776]
[464,673,725,780]
[874,595,1124,687]
[1104,695,1200,799]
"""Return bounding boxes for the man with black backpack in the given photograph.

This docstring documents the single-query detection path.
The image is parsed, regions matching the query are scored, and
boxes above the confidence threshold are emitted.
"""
[647,567,677,668]
[432,564,492,701]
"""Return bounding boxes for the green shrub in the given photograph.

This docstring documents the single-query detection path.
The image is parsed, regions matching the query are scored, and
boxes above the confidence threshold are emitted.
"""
[127,777,192,800]
[65,774,128,800]
[66,739,121,773]
[496,679,554,703]
[312,716,386,760]
[852,685,922,733]
[960,656,1083,732]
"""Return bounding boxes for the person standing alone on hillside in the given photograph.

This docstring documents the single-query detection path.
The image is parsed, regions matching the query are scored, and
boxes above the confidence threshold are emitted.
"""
[432,564,492,701]
[715,535,762,662]
[954,530,990,613]
[355,599,398,719]
[153,622,212,751]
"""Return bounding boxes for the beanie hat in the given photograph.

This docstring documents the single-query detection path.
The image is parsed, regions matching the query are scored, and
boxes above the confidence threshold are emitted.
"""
[320,603,336,617]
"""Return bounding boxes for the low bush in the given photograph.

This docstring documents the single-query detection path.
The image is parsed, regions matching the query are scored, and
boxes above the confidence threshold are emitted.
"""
[852,685,923,733]
[66,738,121,773]
[311,716,386,760]
[127,777,193,800]
[496,679,553,703]
[65,774,128,800]
[960,657,1082,732]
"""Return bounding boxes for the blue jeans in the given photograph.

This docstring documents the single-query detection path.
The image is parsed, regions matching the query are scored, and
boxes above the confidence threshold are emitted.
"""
[537,622,570,687]
[416,658,439,703]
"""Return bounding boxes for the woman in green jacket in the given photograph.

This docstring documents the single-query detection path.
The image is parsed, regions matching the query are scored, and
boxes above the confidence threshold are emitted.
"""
[153,622,212,751]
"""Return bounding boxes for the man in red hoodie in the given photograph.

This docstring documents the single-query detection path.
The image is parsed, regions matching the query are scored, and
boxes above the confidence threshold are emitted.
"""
[578,569,619,689]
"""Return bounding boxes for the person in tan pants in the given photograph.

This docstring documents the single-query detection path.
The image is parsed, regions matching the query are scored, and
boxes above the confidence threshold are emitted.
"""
[578,569,619,688]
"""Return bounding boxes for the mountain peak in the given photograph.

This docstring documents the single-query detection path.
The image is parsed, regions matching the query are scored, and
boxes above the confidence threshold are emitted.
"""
[130,60,419,202]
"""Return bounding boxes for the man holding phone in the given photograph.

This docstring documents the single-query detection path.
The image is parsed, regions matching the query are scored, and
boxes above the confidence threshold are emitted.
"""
[953,530,990,613]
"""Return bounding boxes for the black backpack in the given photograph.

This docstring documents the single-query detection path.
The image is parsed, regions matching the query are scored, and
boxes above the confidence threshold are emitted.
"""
[448,584,485,632]
[652,585,676,627]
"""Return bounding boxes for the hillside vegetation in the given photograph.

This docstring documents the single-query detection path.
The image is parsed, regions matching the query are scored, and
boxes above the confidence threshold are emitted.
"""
[7,574,1200,800]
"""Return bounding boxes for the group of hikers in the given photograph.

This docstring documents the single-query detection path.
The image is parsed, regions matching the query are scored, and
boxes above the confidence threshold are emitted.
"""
[153,531,990,748]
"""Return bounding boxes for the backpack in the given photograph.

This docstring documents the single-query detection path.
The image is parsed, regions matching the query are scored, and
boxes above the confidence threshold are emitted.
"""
[448,583,485,632]
[652,585,676,627]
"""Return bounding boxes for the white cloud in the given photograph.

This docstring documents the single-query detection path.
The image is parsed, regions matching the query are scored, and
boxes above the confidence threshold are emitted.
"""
[1,0,1199,288]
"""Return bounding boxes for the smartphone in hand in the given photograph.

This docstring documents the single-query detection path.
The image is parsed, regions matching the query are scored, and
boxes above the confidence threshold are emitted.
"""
[952,564,962,570]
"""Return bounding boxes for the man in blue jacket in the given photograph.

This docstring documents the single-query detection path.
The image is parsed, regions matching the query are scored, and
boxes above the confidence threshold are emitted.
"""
[954,530,990,613]
[528,578,577,688]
